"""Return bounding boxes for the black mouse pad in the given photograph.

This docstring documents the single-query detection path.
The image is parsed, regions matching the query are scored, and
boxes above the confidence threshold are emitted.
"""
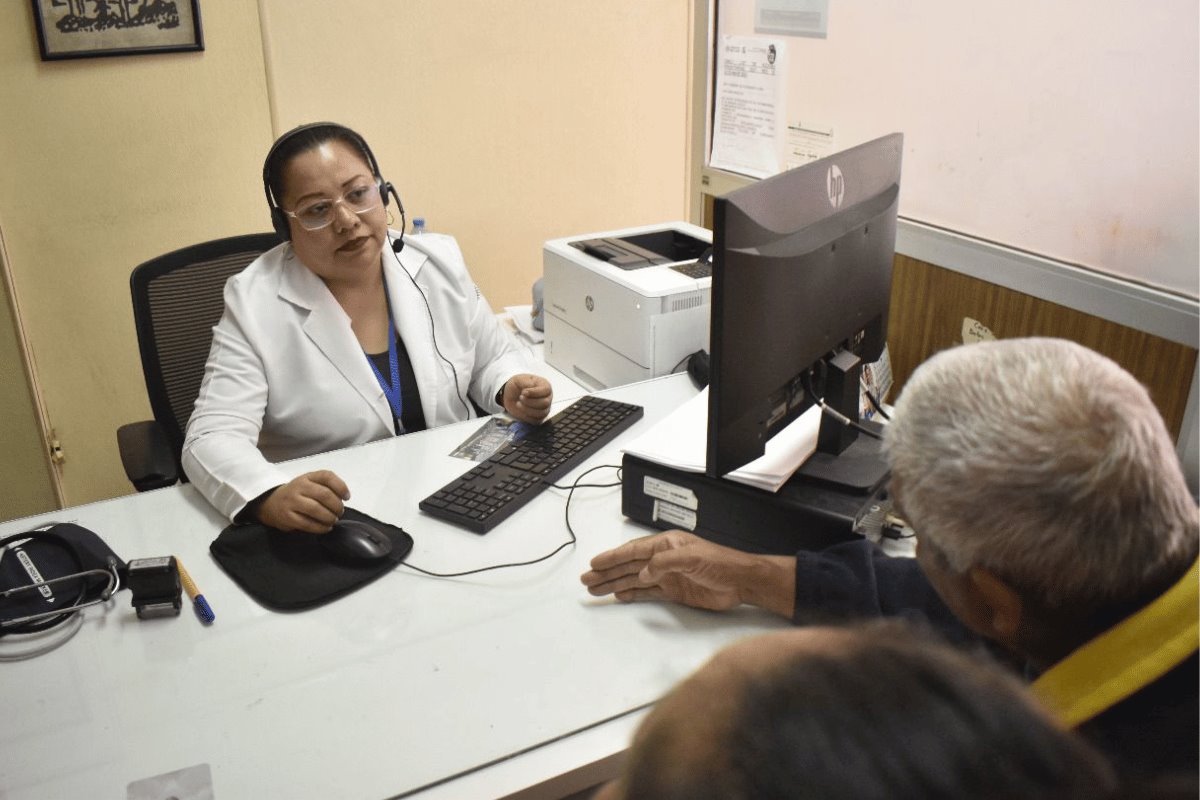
[209,508,412,611]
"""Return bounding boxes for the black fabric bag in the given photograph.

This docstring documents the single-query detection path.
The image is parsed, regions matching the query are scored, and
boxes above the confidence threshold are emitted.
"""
[209,508,412,611]
[0,523,125,629]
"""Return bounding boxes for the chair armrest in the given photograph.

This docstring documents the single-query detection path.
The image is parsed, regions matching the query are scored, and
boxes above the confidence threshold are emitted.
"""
[116,420,179,492]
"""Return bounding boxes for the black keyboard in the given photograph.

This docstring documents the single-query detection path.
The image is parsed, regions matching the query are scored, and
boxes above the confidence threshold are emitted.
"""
[419,395,645,533]
[671,259,712,279]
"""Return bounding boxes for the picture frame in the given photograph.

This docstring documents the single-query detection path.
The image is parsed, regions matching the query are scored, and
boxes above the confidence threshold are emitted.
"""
[32,0,204,61]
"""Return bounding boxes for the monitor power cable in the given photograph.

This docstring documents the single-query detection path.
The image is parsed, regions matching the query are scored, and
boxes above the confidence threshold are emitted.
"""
[801,371,884,441]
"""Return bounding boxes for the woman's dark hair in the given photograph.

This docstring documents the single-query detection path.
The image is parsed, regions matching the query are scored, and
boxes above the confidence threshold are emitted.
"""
[262,122,379,210]
[620,620,1116,800]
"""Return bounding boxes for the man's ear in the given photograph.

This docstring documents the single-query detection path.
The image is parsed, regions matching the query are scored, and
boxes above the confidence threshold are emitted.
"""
[967,568,1024,642]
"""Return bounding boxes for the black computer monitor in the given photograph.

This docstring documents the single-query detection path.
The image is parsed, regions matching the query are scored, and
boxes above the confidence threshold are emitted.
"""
[705,133,903,486]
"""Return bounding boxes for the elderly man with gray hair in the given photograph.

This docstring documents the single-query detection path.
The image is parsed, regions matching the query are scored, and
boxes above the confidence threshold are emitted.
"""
[582,338,1198,782]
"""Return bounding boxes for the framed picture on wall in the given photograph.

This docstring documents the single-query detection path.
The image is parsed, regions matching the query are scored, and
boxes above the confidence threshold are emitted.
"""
[32,0,204,61]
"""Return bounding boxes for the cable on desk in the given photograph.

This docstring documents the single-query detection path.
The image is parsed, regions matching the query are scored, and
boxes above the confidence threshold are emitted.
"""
[401,464,622,578]
[0,613,84,661]
[560,465,622,542]
[548,475,623,491]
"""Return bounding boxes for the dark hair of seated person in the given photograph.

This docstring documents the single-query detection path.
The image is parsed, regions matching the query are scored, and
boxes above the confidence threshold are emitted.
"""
[607,620,1117,800]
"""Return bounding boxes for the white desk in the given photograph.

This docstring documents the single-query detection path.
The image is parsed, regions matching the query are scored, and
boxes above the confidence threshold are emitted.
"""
[0,374,791,800]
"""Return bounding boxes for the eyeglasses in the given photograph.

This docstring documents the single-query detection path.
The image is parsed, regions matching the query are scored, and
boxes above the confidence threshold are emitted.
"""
[282,182,382,231]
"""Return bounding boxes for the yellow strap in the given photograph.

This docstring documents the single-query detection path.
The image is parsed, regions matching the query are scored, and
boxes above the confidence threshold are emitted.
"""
[1032,558,1199,726]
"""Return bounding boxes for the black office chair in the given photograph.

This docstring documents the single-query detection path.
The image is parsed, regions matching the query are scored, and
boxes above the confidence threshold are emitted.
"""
[117,233,282,492]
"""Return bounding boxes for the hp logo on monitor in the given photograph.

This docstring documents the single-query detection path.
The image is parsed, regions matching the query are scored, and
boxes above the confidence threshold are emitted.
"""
[827,164,845,208]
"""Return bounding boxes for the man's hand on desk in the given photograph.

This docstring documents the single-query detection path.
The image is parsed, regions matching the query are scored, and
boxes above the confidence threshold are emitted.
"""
[580,531,797,619]
[255,470,350,533]
[500,373,553,425]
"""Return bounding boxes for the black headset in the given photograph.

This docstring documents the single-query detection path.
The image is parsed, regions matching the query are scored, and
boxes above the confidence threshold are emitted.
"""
[261,122,472,417]
[261,122,406,252]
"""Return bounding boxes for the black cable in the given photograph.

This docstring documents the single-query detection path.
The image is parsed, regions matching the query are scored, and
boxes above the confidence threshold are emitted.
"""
[548,477,622,490]
[801,369,884,441]
[865,389,891,421]
[828,408,884,440]
[562,465,622,542]
[881,524,916,540]
[400,538,574,579]
[386,229,473,420]
[400,464,622,578]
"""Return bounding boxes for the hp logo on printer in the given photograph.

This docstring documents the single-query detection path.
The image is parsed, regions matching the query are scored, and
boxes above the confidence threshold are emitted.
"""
[827,164,845,208]
[585,295,594,312]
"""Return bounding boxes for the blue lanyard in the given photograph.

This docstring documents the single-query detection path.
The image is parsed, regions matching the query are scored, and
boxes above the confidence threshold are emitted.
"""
[366,312,404,428]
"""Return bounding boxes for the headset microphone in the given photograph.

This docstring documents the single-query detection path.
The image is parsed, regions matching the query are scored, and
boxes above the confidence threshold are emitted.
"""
[386,182,407,253]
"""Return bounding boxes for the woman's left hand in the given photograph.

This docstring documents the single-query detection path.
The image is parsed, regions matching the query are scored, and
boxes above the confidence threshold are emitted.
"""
[501,374,553,424]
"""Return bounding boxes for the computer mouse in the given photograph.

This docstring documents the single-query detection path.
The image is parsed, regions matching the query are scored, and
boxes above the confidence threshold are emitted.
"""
[319,519,393,563]
[686,349,710,389]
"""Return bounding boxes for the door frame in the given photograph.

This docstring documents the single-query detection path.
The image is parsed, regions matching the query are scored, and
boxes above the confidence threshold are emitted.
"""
[0,219,64,515]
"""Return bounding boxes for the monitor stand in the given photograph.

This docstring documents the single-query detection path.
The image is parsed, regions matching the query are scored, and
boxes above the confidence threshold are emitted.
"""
[796,428,889,494]
[799,350,890,493]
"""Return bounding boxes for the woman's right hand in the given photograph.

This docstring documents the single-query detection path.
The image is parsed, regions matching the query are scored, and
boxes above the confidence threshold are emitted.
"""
[256,470,351,532]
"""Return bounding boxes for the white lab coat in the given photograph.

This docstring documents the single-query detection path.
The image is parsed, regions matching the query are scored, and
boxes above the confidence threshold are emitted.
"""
[181,232,535,521]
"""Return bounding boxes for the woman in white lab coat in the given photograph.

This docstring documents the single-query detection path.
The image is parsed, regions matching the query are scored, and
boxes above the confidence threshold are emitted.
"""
[182,123,552,530]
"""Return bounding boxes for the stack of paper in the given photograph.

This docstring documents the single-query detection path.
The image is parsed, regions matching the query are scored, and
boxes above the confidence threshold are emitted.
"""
[621,387,821,492]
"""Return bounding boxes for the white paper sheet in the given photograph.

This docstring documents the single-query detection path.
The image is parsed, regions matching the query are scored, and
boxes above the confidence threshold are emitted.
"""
[785,122,834,169]
[621,387,820,492]
[709,35,787,180]
[504,305,544,344]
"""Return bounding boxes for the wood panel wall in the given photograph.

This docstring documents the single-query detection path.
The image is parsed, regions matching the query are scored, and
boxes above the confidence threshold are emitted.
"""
[886,254,1196,438]
[700,194,1196,437]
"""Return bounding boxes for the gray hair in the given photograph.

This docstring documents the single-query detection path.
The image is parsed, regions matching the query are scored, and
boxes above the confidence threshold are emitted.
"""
[885,338,1197,607]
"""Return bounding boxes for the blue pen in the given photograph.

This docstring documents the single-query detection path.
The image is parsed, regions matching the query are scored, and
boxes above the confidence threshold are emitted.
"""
[176,558,215,624]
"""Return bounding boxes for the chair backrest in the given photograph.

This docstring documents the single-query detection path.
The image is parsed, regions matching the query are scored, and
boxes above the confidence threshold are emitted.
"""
[129,233,282,476]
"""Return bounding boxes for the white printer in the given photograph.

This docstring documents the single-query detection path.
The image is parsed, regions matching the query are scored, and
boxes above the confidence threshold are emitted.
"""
[542,221,713,390]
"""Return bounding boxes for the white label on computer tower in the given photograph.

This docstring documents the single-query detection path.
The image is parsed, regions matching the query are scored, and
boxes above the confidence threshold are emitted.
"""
[652,500,697,531]
[643,477,697,510]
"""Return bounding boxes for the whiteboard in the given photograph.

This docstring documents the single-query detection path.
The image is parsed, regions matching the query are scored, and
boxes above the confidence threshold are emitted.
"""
[710,1,1199,299]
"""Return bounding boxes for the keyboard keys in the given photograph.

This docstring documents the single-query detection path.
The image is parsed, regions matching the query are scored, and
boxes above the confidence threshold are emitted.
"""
[418,395,644,533]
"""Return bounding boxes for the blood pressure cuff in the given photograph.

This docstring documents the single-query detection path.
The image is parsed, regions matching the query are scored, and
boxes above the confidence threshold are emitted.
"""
[0,523,125,627]
[209,508,412,611]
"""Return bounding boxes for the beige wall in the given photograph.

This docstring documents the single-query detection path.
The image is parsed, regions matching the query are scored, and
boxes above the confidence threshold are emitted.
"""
[260,0,693,307]
[0,2,692,515]
[0,3,273,511]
